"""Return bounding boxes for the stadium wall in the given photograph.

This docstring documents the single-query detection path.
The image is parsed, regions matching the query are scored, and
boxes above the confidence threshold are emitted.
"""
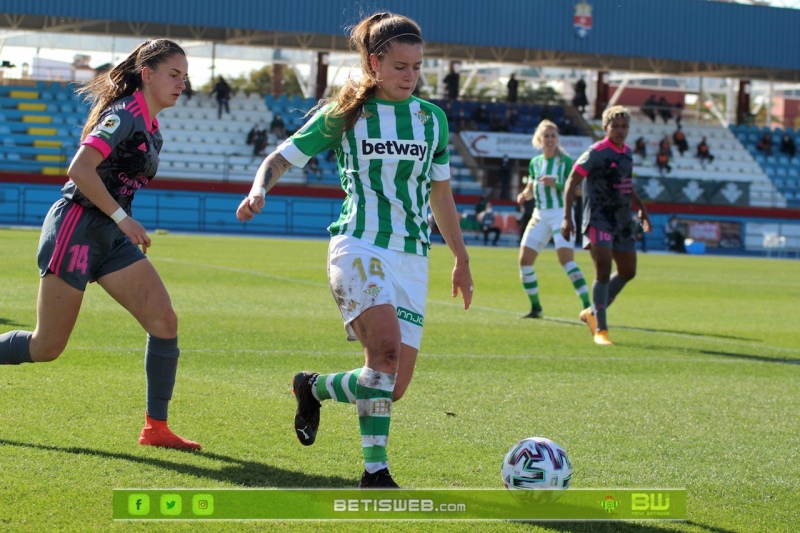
[2,178,799,255]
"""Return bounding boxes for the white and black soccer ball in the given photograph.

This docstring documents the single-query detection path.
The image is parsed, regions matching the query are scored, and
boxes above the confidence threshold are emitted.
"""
[502,437,572,495]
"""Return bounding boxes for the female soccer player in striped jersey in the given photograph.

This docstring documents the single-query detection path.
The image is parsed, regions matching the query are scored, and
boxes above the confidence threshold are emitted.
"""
[236,12,473,488]
[516,120,591,319]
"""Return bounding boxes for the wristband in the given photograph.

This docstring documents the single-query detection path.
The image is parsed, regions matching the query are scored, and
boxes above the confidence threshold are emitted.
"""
[110,207,128,224]
[252,186,266,198]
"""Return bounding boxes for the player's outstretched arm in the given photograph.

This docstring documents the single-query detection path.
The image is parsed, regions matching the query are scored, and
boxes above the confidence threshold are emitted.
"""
[430,180,472,310]
[236,151,293,222]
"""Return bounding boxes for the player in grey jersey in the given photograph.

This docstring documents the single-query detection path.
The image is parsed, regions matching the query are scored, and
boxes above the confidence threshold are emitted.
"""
[561,106,651,346]
[237,12,473,488]
[0,40,200,450]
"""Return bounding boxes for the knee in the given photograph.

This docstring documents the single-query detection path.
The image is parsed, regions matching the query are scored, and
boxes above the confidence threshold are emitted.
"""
[148,307,178,338]
[620,269,636,283]
[392,387,406,402]
[30,337,67,363]
[366,336,401,374]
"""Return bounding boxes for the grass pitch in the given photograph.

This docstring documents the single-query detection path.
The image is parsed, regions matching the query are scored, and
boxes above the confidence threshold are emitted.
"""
[0,227,798,532]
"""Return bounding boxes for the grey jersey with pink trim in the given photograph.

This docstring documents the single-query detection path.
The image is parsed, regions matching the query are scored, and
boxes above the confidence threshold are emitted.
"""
[61,92,162,214]
[573,138,635,236]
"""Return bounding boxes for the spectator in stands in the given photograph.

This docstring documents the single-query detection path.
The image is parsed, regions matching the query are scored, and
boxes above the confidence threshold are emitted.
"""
[665,216,686,253]
[474,192,489,215]
[506,73,519,104]
[757,131,773,155]
[562,105,651,346]
[642,94,657,123]
[672,126,689,156]
[478,202,501,246]
[673,100,684,127]
[209,75,232,119]
[498,154,512,200]
[657,96,672,124]
[780,133,796,159]
[270,113,287,140]
[444,62,460,101]
[656,135,673,175]
[0,39,200,450]
[236,12,472,490]
[633,136,647,160]
[183,75,194,101]
[656,146,672,176]
[696,136,715,167]
[573,77,588,114]
[516,119,591,319]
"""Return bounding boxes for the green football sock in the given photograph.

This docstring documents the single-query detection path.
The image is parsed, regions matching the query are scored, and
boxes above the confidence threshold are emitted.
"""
[563,261,591,309]
[520,265,541,309]
[314,368,362,403]
[357,367,396,474]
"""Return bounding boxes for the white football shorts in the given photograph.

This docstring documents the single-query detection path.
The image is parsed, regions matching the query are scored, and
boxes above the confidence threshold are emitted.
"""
[520,208,575,252]
[327,234,429,350]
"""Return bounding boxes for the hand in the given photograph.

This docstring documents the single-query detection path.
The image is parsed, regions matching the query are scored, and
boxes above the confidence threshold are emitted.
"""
[560,218,574,241]
[541,176,556,188]
[452,261,473,310]
[118,217,151,254]
[236,194,265,222]
[639,210,652,233]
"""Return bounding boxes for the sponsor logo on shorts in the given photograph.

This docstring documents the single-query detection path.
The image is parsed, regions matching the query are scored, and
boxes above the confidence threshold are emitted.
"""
[397,306,424,327]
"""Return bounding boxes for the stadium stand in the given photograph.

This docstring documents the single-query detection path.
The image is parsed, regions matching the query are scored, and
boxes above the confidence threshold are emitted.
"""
[626,117,783,208]
[730,124,800,208]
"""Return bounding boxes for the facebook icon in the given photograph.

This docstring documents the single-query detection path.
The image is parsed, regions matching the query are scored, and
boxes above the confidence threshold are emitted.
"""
[128,494,150,515]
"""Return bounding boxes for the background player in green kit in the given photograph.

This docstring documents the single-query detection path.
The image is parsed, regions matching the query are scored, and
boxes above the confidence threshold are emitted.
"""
[0,40,200,449]
[236,12,473,488]
[516,119,591,319]
[561,106,651,346]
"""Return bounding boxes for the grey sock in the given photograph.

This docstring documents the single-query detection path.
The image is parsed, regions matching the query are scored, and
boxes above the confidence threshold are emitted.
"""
[0,331,33,365]
[592,281,609,331]
[145,335,180,420]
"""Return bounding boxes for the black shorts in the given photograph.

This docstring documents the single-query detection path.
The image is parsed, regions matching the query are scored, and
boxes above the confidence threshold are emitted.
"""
[38,199,146,291]
[584,224,637,253]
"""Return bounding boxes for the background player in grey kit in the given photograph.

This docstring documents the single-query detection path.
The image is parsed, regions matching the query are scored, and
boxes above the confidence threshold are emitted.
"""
[561,105,651,345]
[236,12,472,488]
[0,39,200,450]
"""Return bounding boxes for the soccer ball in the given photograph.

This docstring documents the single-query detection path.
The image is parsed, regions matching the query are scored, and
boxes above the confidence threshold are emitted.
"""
[501,437,572,497]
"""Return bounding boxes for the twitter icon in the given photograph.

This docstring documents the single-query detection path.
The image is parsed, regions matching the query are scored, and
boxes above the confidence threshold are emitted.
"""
[160,494,182,516]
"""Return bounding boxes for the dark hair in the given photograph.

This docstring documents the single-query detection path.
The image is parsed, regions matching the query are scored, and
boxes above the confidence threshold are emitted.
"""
[78,39,185,140]
[324,12,423,134]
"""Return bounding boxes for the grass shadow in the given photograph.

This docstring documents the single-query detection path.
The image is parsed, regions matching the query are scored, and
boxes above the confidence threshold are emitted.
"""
[629,343,799,365]
[0,438,354,488]
[545,317,757,343]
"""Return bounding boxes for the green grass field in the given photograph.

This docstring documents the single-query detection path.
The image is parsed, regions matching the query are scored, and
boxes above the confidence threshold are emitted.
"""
[1,227,798,532]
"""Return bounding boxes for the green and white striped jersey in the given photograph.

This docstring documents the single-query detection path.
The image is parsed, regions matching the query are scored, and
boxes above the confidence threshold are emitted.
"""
[528,153,573,211]
[277,95,450,257]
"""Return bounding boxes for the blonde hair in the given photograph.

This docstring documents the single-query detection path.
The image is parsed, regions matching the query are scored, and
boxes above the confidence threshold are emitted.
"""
[601,105,631,129]
[532,119,567,155]
[77,39,185,141]
[323,12,423,134]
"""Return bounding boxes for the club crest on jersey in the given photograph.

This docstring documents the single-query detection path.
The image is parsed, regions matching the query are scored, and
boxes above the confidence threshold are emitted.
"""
[363,282,382,298]
[360,139,428,162]
[99,114,121,134]
[414,110,430,124]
